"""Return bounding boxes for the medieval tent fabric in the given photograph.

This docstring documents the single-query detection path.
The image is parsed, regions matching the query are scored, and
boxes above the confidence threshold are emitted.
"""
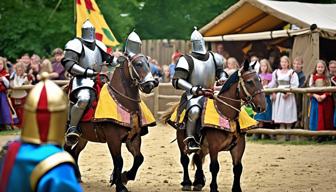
[199,0,336,76]
[76,0,119,47]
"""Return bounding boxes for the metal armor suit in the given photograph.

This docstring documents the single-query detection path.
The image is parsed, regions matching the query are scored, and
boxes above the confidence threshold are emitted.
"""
[62,20,114,146]
[172,28,227,152]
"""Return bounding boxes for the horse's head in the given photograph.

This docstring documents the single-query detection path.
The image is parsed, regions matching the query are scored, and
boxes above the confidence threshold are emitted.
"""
[128,54,159,93]
[237,60,266,113]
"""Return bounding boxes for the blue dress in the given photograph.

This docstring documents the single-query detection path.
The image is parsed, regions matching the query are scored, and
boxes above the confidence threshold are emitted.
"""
[254,95,272,122]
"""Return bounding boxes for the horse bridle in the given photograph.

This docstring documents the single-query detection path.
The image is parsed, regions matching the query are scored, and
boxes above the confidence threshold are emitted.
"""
[215,69,264,112]
[238,70,264,106]
[109,54,152,102]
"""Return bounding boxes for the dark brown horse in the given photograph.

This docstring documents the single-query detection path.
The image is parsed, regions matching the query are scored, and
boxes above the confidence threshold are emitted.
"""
[164,60,266,192]
[65,54,158,192]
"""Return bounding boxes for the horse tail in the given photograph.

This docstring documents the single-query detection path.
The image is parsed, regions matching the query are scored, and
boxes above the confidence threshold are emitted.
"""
[159,102,179,124]
[191,151,206,170]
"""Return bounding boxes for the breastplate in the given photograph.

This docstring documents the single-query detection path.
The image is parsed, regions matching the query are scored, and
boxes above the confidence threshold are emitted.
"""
[79,44,103,72]
[188,55,216,89]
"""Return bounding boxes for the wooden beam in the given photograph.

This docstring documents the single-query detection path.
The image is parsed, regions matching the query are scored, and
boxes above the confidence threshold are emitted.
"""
[248,128,336,136]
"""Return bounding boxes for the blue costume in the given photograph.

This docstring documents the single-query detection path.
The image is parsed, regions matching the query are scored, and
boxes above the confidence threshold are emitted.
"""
[0,73,82,192]
[1,142,81,192]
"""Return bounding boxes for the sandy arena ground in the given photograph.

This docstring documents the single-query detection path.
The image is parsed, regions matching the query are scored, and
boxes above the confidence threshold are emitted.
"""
[1,125,336,192]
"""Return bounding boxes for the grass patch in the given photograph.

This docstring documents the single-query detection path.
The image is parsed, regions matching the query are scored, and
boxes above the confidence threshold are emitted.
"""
[0,130,21,136]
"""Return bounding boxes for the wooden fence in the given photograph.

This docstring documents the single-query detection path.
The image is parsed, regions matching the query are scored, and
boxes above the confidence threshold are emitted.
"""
[9,82,336,136]
[141,40,191,66]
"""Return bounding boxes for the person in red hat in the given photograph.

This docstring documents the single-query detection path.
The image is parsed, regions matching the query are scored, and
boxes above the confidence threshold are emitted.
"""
[0,72,82,192]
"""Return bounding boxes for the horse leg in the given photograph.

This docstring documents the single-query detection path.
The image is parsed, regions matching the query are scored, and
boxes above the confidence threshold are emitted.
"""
[209,148,220,192]
[192,152,205,191]
[177,130,192,191]
[121,134,144,184]
[230,135,246,192]
[107,140,128,192]
[64,138,88,182]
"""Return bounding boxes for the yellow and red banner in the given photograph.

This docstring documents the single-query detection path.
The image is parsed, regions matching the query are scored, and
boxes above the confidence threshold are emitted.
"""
[76,0,119,47]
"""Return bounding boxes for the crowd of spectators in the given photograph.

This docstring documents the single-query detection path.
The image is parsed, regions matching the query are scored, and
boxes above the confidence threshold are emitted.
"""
[1,44,336,143]
[0,48,67,130]
[204,43,336,142]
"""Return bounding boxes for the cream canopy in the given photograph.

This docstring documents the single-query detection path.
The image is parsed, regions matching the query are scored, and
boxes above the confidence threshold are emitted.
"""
[200,0,336,41]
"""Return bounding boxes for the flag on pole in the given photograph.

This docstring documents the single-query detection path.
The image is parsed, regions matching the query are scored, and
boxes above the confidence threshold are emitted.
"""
[76,0,119,47]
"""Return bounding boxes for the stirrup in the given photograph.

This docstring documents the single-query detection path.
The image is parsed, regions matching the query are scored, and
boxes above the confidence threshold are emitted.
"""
[65,126,81,146]
[184,137,201,153]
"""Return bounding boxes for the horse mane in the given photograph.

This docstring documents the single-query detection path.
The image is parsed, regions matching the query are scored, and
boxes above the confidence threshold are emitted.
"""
[218,70,239,95]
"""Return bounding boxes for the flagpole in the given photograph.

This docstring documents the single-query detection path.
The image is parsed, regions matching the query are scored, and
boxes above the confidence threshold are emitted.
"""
[74,0,76,36]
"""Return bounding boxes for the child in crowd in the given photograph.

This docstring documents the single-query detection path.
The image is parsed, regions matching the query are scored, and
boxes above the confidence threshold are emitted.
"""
[0,57,14,130]
[293,56,306,128]
[308,60,334,135]
[268,56,299,140]
[9,62,29,128]
[254,59,273,125]
[39,59,58,80]
[224,57,240,76]
[161,65,171,83]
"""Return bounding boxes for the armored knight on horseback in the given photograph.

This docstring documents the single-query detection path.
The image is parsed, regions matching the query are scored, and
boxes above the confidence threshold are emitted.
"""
[172,27,227,152]
[62,20,116,145]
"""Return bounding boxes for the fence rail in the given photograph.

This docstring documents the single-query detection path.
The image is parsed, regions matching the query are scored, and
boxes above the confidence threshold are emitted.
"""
[8,82,336,136]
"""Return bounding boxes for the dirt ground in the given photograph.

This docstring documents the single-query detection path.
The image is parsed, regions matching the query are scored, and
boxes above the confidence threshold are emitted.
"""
[1,125,336,192]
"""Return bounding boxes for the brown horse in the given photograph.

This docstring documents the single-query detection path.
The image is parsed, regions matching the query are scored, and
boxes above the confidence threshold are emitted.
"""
[65,54,158,192]
[164,60,266,192]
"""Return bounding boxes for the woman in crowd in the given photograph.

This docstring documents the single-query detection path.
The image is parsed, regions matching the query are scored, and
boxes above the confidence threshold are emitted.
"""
[9,62,29,128]
[308,60,334,139]
[0,57,14,130]
[268,55,299,141]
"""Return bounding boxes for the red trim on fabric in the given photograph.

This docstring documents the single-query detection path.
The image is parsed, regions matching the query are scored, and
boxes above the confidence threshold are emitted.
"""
[36,86,50,142]
[84,0,95,11]
[0,141,21,192]
[81,80,102,122]
[76,0,81,5]
[95,33,103,41]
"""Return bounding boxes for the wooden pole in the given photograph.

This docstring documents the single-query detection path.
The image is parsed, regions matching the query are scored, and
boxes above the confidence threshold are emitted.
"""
[248,128,336,136]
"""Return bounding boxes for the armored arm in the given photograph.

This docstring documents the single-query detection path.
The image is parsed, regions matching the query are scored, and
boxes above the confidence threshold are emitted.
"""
[62,39,96,77]
[172,56,212,97]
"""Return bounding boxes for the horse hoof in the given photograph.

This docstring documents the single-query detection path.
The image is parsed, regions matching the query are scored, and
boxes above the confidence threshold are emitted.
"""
[182,185,192,191]
[121,172,128,185]
[116,186,129,192]
[193,184,203,191]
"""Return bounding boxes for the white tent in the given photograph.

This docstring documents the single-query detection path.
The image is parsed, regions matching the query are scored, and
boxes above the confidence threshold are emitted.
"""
[200,0,336,75]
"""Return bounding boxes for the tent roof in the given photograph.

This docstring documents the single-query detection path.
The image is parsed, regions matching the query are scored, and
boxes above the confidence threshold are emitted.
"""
[200,0,336,37]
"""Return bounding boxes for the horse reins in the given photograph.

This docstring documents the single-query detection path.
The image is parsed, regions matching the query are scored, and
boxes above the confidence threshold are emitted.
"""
[108,83,141,102]
[214,69,264,112]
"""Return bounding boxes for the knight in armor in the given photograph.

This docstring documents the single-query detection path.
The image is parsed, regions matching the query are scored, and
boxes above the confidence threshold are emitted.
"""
[123,31,142,59]
[172,27,227,152]
[0,73,82,192]
[62,20,116,145]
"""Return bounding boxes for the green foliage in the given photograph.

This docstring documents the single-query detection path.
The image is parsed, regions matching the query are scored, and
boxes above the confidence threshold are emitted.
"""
[0,0,74,61]
[1,0,334,61]
[133,0,236,39]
